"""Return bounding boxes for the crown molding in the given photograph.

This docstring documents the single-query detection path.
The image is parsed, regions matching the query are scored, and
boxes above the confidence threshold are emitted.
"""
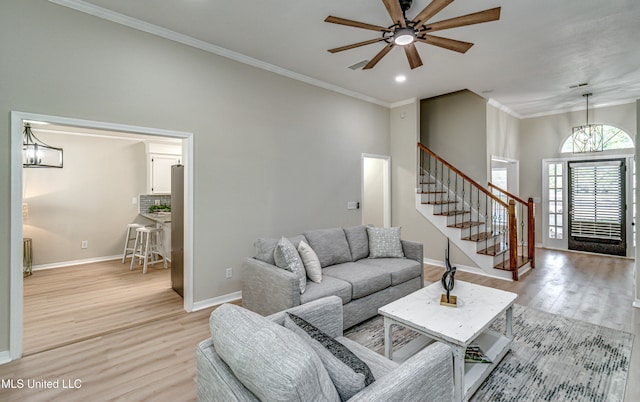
[487,98,522,119]
[390,98,418,108]
[49,0,390,108]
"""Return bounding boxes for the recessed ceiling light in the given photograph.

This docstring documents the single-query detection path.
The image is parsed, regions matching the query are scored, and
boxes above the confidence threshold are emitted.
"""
[395,75,407,83]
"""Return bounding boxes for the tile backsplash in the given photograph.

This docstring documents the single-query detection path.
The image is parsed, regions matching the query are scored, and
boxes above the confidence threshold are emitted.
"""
[139,194,171,213]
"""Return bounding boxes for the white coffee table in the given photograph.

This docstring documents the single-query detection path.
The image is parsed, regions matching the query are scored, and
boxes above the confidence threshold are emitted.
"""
[378,281,517,402]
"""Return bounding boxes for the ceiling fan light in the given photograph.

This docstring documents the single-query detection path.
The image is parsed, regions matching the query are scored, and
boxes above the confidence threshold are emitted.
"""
[393,27,415,46]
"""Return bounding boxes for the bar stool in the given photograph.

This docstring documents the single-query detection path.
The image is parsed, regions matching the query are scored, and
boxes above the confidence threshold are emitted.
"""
[121,223,146,263]
[130,226,167,274]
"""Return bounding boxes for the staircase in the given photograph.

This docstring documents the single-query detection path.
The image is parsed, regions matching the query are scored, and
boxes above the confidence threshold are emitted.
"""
[417,143,535,280]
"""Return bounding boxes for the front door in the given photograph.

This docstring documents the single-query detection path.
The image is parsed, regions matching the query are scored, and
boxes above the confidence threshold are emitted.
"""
[568,159,626,256]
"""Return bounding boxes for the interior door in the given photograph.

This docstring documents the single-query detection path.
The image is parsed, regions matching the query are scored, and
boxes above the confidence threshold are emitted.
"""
[568,159,626,256]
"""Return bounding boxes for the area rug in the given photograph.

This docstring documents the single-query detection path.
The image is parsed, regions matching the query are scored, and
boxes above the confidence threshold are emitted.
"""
[344,305,634,402]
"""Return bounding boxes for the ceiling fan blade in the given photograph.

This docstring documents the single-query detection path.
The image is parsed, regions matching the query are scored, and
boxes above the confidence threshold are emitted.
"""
[325,16,392,32]
[404,43,423,69]
[413,0,454,26]
[422,7,501,33]
[382,0,406,27]
[363,43,395,69]
[417,34,474,53]
[328,38,387,53]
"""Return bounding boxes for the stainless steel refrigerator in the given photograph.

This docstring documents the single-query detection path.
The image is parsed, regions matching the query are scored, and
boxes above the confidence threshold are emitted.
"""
[171,164,184,297]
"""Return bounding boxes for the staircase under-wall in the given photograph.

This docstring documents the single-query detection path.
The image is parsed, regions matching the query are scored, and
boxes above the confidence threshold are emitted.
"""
[417,143,534,281]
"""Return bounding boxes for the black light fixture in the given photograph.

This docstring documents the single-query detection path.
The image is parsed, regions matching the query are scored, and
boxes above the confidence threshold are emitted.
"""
[22,123,63,168]
[571,93,603,153]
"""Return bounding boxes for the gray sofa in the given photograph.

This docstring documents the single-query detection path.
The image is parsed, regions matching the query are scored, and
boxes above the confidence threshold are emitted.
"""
[242,226,424,329]
[196,296,454,402]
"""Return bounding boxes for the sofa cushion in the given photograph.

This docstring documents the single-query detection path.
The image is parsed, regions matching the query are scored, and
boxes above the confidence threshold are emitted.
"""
[357,258,422,286]
[274,237,307,294]
[343,225,369,261]
[298,240,322,283]
[323,262,391,299]
[304,228,353,268]
[366,227,405,259]
[210,304,340,402]
[254,235,306,265]
[301,276,352,306]
[285,314,374,401]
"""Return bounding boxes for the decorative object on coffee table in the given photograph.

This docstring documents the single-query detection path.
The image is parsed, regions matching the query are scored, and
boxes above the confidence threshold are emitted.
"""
[440,239,457,307]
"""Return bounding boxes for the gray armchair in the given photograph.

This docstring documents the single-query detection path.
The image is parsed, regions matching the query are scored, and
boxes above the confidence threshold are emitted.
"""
[196,296,454,401]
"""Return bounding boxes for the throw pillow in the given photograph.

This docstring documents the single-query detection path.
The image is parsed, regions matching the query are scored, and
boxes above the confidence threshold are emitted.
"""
[298,240,322,283]
[285,313,375,401]
[254,235,306,265]
[210,304,341,402]
[304,228,352,268]
[343,225,369,261]
[366,227,405,258]
[274,237,307,294]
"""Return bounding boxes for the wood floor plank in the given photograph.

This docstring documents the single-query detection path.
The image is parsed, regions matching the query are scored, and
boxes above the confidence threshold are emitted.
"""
[0,248,637,401]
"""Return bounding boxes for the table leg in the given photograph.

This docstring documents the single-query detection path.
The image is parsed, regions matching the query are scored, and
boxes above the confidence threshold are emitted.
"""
[506,306,513,340]
[383,318,393,360]
[452,345,466,402]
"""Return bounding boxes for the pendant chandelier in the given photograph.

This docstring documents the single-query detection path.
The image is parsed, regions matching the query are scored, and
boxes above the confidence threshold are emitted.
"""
[571,93,603,153]
[22,123,63,168]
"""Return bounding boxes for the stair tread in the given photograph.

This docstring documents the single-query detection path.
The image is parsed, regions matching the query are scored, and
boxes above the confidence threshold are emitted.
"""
[422,200,458,205]
[461,232,499,242]
[434,210,469,216]
[448,221,483,229]
[478,243,509,256]
[418,191,447,194]
[494,256,530,271]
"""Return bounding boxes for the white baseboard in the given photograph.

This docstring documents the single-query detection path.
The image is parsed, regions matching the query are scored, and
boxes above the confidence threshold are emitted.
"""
[424,258,513,282]
[633,299,640,309]
[32,255,122,271]
[192,291,242,312]
[0,350,11,365]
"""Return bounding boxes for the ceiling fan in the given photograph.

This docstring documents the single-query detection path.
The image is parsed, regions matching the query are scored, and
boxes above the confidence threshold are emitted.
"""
[325,0,501,70]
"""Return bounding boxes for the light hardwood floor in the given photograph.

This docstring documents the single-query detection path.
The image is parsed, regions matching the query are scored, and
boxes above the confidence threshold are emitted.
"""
[425,248,640,402]
[22,259,183,356]
[0,249,638,401]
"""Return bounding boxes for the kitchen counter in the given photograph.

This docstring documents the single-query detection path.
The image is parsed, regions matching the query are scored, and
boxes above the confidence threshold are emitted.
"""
[140,212,171,224]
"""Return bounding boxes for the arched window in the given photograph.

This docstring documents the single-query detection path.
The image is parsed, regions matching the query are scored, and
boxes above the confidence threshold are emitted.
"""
[561,125,634,153]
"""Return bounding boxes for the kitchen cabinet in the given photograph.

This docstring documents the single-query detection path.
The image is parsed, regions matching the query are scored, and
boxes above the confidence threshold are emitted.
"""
[145,141,182,194]
[149,154,180,194]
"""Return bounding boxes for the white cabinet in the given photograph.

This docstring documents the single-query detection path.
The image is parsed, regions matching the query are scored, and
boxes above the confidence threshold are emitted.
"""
[145,141,182,194]
[149,154,180,194]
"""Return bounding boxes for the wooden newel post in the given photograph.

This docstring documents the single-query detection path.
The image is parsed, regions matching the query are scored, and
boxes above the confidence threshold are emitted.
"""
[527,197,535,269]
[508,199,518,281]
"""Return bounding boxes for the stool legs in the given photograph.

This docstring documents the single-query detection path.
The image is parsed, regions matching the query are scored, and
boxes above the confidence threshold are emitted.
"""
[122,224,144,263]
[130,227,167,274]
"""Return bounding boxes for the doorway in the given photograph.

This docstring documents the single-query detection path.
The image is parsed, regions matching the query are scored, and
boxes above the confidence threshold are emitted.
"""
[568,159,626,256]
[9,111,195,360]
[362,154,391,227]
[491,156,519,196]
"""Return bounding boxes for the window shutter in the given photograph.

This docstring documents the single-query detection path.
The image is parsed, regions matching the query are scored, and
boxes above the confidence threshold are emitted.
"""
[569,160,623,240]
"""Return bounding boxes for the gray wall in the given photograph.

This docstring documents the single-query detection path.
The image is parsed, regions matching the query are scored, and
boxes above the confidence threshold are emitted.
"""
[0,0,390,353]
[390,102,477,268]
[420,90,488,184]
[23,132,147,266]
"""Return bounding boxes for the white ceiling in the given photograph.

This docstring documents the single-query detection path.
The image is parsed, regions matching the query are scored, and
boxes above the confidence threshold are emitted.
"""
[60,0,640,117]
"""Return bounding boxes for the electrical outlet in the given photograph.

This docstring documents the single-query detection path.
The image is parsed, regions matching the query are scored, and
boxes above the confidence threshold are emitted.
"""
[225,267,233,279]
[81,240,88,249]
